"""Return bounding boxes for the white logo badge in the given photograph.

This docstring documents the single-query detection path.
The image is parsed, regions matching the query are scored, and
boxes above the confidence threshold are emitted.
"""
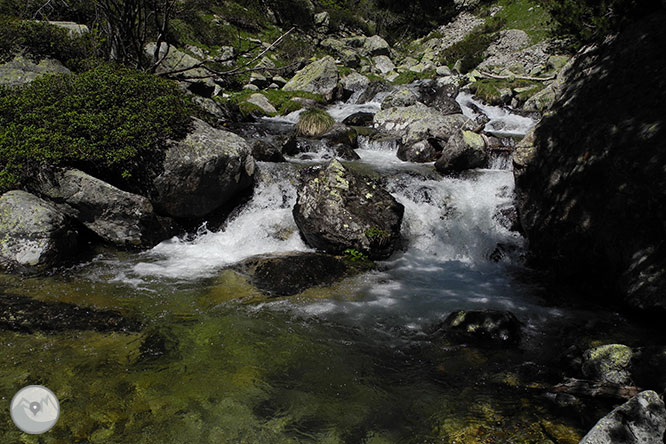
[10,385,60,434]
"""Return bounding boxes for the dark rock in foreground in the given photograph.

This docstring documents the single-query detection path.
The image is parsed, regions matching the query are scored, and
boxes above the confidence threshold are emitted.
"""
[151,117,256,219]
[237,252,352,297]
[293,160,404,259]
[434,309,522,347]
[0,293,141,333]
[579,390,666,444]
[252,140,286,162]
[0,190,79,270]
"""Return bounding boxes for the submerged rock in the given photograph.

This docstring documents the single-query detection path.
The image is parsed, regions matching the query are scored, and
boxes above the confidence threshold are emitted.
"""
[0,190,79,270]
[237,252,351,297]
[435,130,488,173]
[283,56,339,101]
[32,168,173,248]
[397,139,439,163]
[579,390,666,444]
[435,310,522,347]
[0,293,141,333]
[293,160,403,259]
[151,118,255,219]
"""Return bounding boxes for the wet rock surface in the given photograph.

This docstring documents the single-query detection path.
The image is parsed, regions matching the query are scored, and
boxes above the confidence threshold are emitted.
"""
[0,293,141,333]
[293,160,403,259]
[434,310,522,347]
[236,252,352,297]
[435,130,488,173]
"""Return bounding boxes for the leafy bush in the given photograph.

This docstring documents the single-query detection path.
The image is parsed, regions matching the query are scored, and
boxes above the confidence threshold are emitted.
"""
[0,64,193,192]
[296,108,335,137]
[440,31,497,73]
[539,0,663,46]
[0,18,101,69]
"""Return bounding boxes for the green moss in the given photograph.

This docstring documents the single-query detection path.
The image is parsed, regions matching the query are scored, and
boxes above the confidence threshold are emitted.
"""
[221,89,324,115]
[440,29,498,74]
[391,69,436,85]
[296,108,335,137]
[471,78,538,105]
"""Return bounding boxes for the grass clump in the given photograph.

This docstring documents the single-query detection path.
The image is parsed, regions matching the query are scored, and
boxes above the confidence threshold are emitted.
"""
[391,69,436,85]
[0,64,193,192]
[296,108,335,137]
[470,78,542,105]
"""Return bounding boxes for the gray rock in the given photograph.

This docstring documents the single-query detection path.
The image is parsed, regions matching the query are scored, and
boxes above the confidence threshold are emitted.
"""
[252,140,285,163]
[314,11,330,32]
[582,344,634,385]
[579,390,666,444]
[381,87,419,109]
[0,55,70,87]
[45,20,89,36]
[0,190,79,269]
[340,72,370,96]
[151,118,256,218]
[372,55,395,75]
[245,93,277,115]
[283,56,339,101]
[363,35,390,57]
[374,104,473,145]
[435,130,488,173]
[436,65,453,76]
[417,81,462,115]
[435,309,522,347]
[293,160,404,259]
[145,42,216,96]
[32,169,172,247]
[397,140,439,163]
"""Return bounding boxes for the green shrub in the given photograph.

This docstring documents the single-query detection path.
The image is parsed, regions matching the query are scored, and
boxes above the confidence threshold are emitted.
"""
[0,64,193,192]
[0,18,101,69]
[538,0,662,46]
[296,108,335,137]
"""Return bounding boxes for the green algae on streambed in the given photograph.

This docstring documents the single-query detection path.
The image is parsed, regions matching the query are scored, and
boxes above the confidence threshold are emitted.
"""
[0,267,591,444]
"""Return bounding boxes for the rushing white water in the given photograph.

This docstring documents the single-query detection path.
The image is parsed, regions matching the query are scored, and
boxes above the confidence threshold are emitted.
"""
[131,163,311,279]
[457,91,538,137]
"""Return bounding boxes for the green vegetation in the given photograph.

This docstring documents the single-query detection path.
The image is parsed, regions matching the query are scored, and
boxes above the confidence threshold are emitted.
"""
[391,69,436,85]
[296,108,335,137]
[0,64,193,192]
[343,248,369,262]
[0,18,101,70]
[365,226,390,239]
[222,89,325,118]
[438,15,507,74]
[491,0,552,43]
[538,0,662,47]
[470,78,541,104]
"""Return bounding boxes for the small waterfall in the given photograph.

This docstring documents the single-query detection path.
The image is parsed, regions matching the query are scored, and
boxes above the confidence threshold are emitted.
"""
[456,91,538,137]
[131,163,311,279]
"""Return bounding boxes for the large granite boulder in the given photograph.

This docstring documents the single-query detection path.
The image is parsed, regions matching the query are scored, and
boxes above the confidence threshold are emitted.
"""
[293,160,404,259]
[32,169,173,248]
[0,55,71,87]
[0,190,79,269]
[283,56,339,101]
[435,130,488,173]
[417,81,462,116]
[145,42,217,96]
[362,35,391,57]
[579,390,666,444]
[373,104,474,146]
[514,12,666,312]
[151,117,255,219]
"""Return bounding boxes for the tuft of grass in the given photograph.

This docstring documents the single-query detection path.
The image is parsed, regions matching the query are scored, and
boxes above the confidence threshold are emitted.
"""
[296,108,335,137]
